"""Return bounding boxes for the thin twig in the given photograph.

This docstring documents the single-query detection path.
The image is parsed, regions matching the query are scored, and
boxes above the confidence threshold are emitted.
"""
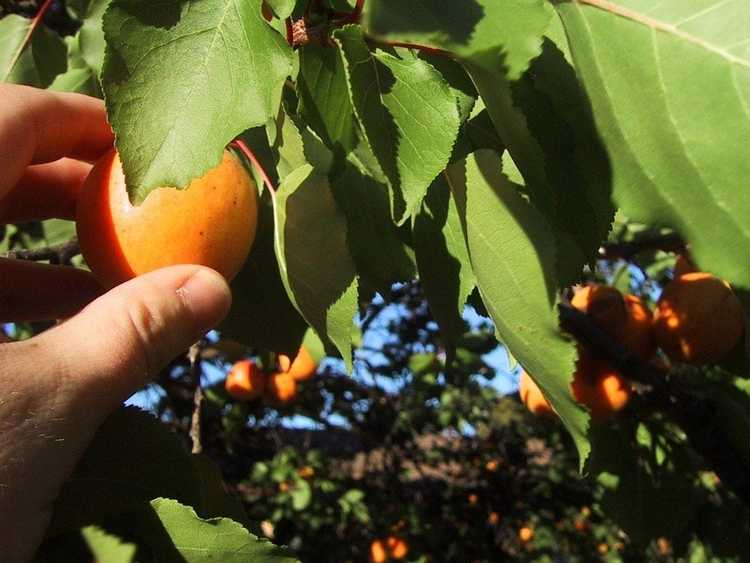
[2,0,54,81]
[598,232,685,261]
[188,341,204,455]
[231,139,277,196]
[3,237,80,265]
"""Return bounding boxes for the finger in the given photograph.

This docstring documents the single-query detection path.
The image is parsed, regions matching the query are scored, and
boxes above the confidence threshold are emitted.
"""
[0,258,104,322]
[31,265,231,412]
[0,85,113,198]
[0,159,92,223]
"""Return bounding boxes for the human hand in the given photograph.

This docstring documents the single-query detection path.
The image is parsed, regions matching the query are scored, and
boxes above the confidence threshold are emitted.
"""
[0,84,232,562]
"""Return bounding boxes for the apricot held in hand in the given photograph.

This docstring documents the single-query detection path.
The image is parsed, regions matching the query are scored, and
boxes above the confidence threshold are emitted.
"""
[76,149,258,288]
[653,272,744,364]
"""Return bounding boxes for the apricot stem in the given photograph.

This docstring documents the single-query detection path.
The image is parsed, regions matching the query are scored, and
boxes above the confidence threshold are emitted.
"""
[188,341,204,455]
[2,0,54,81]
[231,139,277,196]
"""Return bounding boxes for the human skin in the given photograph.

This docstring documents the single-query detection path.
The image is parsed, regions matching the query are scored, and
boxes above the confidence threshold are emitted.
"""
[0,84,232,562]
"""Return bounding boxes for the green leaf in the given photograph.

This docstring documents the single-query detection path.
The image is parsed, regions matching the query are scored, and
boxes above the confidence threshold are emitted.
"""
[413,174,474,344]
[48,36,101,96]
[297,44,357,153]
[221,189,308,355]
[449,150,589,465]
[81,526,136,563]
[330,155,416,295]
[73,0,109,75]
[144,498,297,563]
[190,454,251,525]
[47,407,202,537]
[363,0,552,81]
[273,166,358,369]
[554,0,750,290]
[466,26,615,285]
[102,0,293,203]
[0,15,67,87]
[334,26,461,224]
[264,0,296,19]
[291,480,312,511]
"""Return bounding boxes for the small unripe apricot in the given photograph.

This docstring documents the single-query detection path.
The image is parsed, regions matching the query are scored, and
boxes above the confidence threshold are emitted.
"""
[519,370,554,416]
[654,273,744,364]
[265,372,297,405]
[278,346,318,381]
[225,360,264,401]
[572,285,655,359]
[76,149,257,288]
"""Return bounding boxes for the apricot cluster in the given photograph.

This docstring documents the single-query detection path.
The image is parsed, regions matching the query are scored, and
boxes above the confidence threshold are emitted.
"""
[521,284,651,420]
[369,537,409,563]
[225,346,317,406]
[520,254,745,421]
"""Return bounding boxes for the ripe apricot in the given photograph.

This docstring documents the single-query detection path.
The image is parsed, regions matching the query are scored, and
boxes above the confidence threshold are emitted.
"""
[488,512,500,525]
[225,360,264,401]
[468,493,479,506]
[76,149,257,288]
[297,465,315,480]
[386,537,408,560]
[572,285,655,359]
[278,346,318,381]
[265,372,297,405]
[370,540,388,563]
[519,370,554,416]
[518,527,534,543]
[653,273,744,364]
[485,459,499,472]
[571,357,630,420]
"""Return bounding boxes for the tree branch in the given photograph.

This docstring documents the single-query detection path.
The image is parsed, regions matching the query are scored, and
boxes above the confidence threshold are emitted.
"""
[598,232,685,261]
[3,237,80,265]
[188,341,204,455]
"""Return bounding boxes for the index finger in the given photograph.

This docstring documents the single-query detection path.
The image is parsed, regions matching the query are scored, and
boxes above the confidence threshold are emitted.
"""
[0,84,114,199]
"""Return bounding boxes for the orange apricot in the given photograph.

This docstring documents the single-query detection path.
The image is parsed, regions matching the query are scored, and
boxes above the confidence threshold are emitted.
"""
[297,465,315,480]
[265,372,298,405]
[653,273,744,364]
[571,357,630,420]
[225,360,264,401]
[278,346,318,381]
[518,527,534,543]
[519,370,554,416]
[76,149,257,288]
[485,459,500,472]
[386,537,409,560]
[488,512,501,526]
[370,540,388,563]
[572,285,655,359]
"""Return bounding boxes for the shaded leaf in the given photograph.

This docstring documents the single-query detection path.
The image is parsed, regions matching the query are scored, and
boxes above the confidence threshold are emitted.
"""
[413,174,474,344]
[82,526,136,563]
[449,150,589,464]
[334,25,461,224]
[274,166,358,369]
[0,15,67,87]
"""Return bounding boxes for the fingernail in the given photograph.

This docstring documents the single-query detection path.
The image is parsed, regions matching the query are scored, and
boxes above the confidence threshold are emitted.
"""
[177,268,232,333]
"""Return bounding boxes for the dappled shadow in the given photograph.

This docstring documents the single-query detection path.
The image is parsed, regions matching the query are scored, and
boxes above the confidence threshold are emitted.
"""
[366,0,484,46]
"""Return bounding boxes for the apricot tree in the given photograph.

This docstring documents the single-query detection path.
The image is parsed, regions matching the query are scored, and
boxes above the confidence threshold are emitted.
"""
[1,0,750,560]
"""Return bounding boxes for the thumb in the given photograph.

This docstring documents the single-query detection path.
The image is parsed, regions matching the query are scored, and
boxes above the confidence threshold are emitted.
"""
[34,265,231,414]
